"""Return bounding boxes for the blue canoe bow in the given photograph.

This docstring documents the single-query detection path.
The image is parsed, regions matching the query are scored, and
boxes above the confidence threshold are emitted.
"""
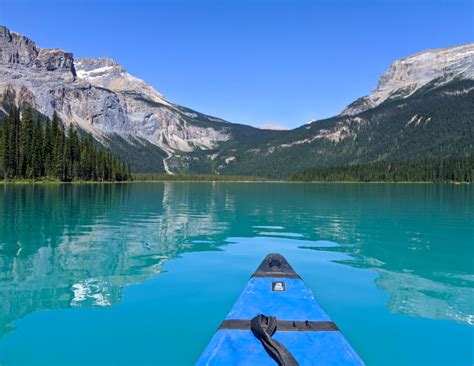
[196,253,364,365]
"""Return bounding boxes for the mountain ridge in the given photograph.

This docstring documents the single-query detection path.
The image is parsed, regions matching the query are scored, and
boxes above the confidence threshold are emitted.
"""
[0,25,472,177]
[341,43,474,116]
[0,25,276,173]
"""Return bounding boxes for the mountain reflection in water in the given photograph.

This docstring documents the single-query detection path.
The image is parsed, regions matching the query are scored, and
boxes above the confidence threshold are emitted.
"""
[0,183,472,339]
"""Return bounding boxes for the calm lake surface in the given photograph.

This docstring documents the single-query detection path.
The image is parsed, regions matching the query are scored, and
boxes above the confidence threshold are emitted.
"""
[0,183,473,365]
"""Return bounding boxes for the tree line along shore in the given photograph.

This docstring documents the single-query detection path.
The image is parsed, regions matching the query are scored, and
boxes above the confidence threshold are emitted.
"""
[0,107,130,182]
[287,157,474,183]
[1,106,472,183]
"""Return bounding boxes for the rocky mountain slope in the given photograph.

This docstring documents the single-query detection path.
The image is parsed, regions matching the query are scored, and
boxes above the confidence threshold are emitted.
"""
[146,43,473,177]
[0,25,472,177]
[342,44,474,116]
[220,77,474,178]
[212,44,474,177]
[0,25,274,173]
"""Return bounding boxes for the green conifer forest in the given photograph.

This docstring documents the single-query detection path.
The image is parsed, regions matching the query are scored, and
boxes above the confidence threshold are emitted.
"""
[288,157,474,182]
[0,107,130,182]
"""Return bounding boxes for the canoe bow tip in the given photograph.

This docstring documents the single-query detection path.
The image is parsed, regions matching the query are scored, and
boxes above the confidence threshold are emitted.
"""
[252,253,300,279]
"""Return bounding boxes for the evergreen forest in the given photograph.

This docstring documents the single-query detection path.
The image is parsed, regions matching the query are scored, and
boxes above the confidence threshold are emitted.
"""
[0,107,130,181]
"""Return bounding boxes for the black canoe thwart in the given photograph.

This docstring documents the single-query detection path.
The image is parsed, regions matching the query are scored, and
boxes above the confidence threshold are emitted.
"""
[251,253,301,279]
[220,319,339,332]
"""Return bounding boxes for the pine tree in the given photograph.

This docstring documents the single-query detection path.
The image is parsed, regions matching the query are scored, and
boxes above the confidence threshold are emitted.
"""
[61,124,71,181]
[96,149,105,181]
[1,115,10,178]
[4,109,19,178]
[0,124,4,179]
[67,125,81,180]
[51,112,63,179]
[43,118,53,177]
[31,117,44,179]
[127,162,132,180]
[19,106,33,178]
[54,124,65,180]
[80,133,96,180]
[13,107,20,177]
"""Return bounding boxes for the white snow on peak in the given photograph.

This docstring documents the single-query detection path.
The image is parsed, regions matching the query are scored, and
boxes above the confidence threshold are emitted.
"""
[75,57,171,107]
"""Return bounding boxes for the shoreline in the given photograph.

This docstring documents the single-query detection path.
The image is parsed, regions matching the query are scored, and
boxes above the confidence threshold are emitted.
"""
[0,179,470,185]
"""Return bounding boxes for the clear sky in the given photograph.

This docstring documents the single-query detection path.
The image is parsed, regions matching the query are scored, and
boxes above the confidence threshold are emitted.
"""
[1,0,472,128]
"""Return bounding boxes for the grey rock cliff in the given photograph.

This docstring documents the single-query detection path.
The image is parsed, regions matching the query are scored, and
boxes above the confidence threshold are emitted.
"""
[342,43,474,115]
[0,26,231,172]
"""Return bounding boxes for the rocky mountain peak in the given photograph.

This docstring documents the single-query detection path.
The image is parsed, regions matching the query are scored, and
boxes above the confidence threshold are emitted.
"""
[36,48,76,75]
[342,43,474,116]
[75,57,166,103]
[0,25,38,66]
[75,57,119,70]
[0,26,233,173]
[0,25,76,76]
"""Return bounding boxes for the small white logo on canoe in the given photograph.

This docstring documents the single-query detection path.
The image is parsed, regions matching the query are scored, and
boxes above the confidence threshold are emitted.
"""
[272,281,285,291]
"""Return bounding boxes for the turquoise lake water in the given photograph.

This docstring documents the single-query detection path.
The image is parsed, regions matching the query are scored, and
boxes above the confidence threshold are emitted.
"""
[0,183,473,365]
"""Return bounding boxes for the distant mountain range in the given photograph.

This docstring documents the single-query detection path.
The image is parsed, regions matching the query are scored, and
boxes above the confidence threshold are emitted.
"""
[1,25,473,177]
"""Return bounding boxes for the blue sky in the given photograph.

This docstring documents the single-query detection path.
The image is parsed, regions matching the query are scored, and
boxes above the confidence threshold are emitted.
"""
[1,0,472,128]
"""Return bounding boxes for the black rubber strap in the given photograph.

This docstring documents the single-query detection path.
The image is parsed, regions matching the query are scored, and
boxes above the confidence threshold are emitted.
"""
[220,319,339,331]
[250,314,299,366]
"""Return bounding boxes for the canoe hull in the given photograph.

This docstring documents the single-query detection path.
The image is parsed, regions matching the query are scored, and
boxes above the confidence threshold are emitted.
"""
[196,254,364,365]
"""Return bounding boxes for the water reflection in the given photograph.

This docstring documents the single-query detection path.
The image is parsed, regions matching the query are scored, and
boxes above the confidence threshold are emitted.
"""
[0,183,472,339]
[375,269,473,325]
[0,183,230,337]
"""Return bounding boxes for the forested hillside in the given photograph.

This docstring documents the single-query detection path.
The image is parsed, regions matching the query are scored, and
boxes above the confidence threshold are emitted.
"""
[215,79,474,178]
[0,107,130,181]
[288,157,474,182]
[1,25,472,178]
